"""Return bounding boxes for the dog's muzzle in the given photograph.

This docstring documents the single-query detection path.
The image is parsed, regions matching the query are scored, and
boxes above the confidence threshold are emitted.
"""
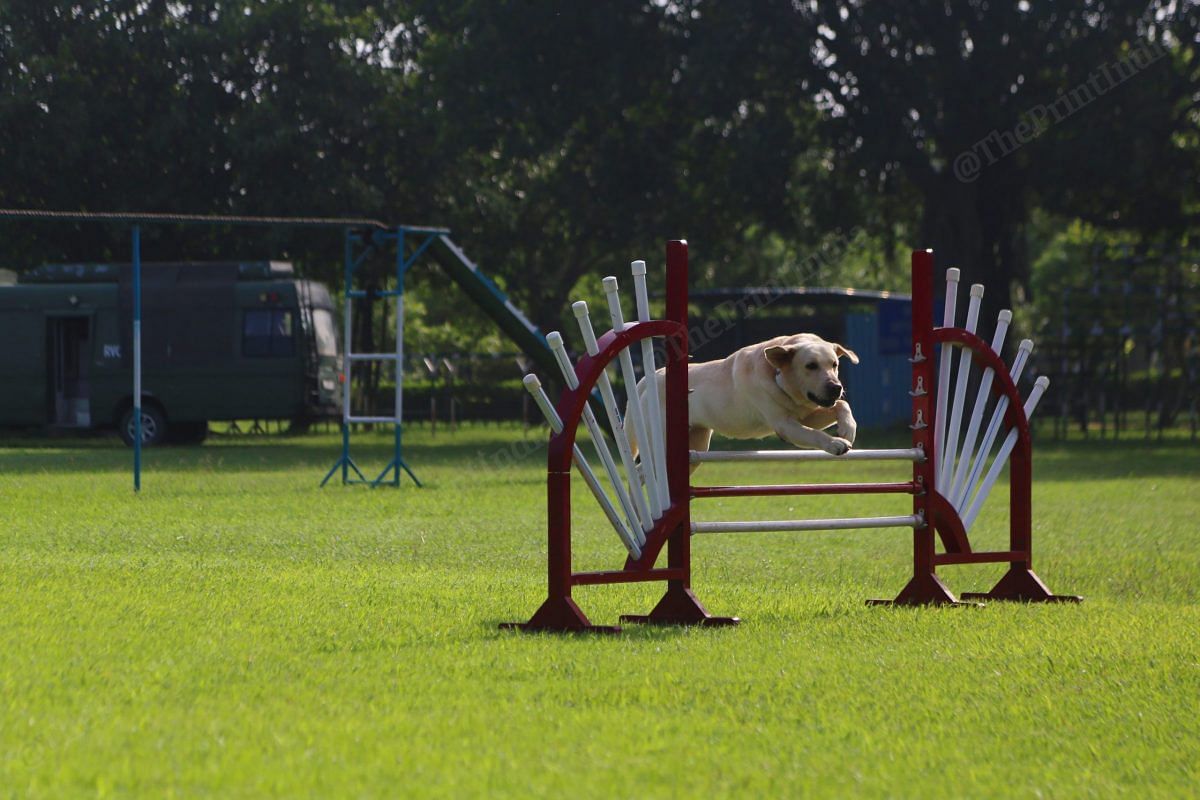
[807,386,843,408]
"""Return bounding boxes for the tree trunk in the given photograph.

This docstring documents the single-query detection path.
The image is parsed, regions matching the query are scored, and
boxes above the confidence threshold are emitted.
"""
[919,173,1029,346]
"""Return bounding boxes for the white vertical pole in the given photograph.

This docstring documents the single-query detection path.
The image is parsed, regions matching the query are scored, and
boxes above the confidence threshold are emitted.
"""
[572,301,654,533]
[523,374,641,559]
[603,276,664,521]
[961,376,1050,530]
[954,339,1034,512]
[938,283,984,491]
[933,268,959,484]
[546,332,644,545]
[394,236,404,425]
[630,260,671,511]
[947,309,1011,504]
[342,295,353,423]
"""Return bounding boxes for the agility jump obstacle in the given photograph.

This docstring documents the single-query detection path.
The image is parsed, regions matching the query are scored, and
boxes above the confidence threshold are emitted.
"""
[503,241,1078,633]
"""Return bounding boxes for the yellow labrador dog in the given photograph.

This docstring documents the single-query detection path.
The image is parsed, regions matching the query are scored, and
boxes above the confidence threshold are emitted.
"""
[633,334,859,463]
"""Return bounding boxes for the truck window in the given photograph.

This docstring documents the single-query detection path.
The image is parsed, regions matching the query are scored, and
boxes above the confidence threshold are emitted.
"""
[312,308,337,356]
[243,309,295,357]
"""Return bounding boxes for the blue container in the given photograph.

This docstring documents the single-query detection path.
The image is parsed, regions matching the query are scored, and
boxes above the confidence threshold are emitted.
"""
[844,298,912,429]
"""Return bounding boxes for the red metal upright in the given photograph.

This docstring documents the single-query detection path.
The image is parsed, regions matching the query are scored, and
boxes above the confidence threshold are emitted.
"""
[871,250,1078,606]
[503,244,1076,633]
[502,240,735,632]
[957,353,1080,603]
[868,250,964,605]
[620,241,739,628]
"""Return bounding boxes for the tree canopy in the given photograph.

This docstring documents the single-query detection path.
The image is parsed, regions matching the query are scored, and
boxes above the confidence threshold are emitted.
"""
[1,0,1196,341]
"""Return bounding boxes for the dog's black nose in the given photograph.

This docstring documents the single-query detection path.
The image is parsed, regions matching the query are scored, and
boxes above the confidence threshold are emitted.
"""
[815,383,842,407]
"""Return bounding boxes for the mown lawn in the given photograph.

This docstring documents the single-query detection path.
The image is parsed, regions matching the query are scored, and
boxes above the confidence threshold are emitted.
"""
[1,424,1197,798]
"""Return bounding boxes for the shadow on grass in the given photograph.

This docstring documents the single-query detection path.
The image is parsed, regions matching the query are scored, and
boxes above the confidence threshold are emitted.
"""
[0,427,550,476]
[1033,438,1199,481]
[1,425,1194,481]
[490,619,745,641]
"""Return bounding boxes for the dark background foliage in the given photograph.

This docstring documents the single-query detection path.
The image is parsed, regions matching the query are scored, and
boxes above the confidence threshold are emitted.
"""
[1,0,1196,336]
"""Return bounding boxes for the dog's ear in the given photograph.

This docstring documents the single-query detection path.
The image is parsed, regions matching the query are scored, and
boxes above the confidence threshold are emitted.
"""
[834,344,859,364]
[764,345,796,369]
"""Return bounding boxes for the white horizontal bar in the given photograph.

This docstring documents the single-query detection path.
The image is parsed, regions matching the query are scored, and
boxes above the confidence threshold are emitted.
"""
[348,353,401,361]
[346,416,401,424]
[692,514,921,534]
[691,447,925,463]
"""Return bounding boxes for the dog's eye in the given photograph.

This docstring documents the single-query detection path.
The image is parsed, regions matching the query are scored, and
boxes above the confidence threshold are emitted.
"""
[805,362,818,370]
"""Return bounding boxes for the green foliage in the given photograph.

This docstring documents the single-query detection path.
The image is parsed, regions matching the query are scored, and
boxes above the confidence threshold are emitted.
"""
[0,1,1196,345]
[0,0,429,283]
[403,276,508,356]
[1024,216,1200,336]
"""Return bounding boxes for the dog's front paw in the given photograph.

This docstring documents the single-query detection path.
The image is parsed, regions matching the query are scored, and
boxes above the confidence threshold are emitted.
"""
[838,424,857,446]
[824,437,853,456]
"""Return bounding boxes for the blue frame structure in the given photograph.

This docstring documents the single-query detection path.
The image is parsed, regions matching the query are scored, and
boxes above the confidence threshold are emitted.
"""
[1,208,558,493]
[321,224,448,488]
[0,209,391,491]
[132,225,143,490]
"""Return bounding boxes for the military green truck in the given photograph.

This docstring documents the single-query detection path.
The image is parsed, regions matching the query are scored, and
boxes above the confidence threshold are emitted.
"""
[0,261,341,445]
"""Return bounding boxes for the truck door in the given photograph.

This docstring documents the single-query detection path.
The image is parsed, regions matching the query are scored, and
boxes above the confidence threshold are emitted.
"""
[48,316,91,426]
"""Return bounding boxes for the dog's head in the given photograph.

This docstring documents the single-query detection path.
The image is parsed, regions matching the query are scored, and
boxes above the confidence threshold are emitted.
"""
[765,336,859,408]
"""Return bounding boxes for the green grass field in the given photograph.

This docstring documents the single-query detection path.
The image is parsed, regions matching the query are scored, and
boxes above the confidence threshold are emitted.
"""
[2,425,1197,798]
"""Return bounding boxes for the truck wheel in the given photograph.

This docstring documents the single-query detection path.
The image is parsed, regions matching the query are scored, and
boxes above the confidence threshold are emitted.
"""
[119,404,168,447]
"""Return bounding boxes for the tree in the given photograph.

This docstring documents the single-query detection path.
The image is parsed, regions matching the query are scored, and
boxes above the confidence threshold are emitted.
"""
[398,0,837,328]
[781,1,1198,323]
[669,1,1196,325]
[0,0,429,282]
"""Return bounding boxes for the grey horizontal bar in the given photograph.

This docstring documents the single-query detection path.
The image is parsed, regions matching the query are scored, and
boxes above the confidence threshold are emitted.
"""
[398,225,452,234]
[0,207,390,229]
[692,514,921,534]
[691,448,924,463]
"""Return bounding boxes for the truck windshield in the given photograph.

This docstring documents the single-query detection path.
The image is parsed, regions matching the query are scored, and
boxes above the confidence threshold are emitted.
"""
[312,309,337,356]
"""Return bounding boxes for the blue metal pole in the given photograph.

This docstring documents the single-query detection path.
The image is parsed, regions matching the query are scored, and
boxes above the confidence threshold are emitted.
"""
[394,227,405,485]
[132,225,142,492]
[342,230,353,484]
[321,229,371,486]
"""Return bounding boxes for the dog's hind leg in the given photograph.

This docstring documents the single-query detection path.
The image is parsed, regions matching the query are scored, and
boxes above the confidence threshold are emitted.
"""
[688,426,713,475]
